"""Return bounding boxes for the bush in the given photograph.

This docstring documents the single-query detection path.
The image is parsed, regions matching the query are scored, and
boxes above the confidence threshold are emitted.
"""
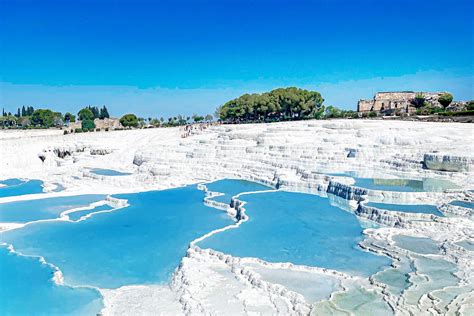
[438,110,474,117]
[75,128,83,133]
[368,111,377,118]
[105,127,109,131]
[438,93,453,108]
[413,93,425,107]
[95,128,100,132]
[467,101,474,111]
[120,114,139,128]
[63,130,68,135]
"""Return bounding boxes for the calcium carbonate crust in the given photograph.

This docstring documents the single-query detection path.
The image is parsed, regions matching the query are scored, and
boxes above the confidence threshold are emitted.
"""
[0,120,473,315]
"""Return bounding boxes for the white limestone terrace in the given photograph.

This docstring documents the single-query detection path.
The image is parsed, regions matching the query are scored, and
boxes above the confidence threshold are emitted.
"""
[0,119,473,315]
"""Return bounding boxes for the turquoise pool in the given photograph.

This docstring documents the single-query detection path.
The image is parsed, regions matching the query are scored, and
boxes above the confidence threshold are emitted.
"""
[199,191,391,276]
[89,168,132,176]
[328,173,459,192]
[0,179,44,197]
[0,195,106,223]
[205,179,272,204]
[0,245,102,315]
[450,200,474,209]
[366,202,444,217]
[353,177,459,192]
[0,185,233,289]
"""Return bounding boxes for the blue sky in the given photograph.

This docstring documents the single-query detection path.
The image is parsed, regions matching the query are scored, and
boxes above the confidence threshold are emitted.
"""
[1,0,473,117]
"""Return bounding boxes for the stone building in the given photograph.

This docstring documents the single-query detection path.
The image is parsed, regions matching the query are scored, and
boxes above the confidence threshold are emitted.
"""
[357,91,448,115]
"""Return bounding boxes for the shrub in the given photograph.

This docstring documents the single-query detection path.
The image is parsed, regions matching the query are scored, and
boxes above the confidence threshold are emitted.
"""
[413,93,425,107]
[63,130,68,135]
[438,93,453,108]
[105,127,109,131]
[75,128,83,133]
[96,128,100,132]
[467,101,474,111]
[368,111,377,118]
[438,110,474,117]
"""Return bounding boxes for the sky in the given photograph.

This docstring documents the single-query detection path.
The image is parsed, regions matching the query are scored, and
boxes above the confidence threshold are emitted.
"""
[1,0,473,118]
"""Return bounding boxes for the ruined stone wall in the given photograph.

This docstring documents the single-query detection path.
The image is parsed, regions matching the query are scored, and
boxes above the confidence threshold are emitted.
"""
[94,118,123,129]
[357,100,374,112]
[358,91,449,113]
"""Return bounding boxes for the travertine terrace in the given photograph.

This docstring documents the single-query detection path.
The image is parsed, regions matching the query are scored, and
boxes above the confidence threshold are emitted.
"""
[1,119,473,315]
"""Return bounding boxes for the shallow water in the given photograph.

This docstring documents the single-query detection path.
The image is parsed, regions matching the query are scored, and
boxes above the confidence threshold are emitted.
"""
[199,191,391,276]
[374,258,412,295]
[366,202,444,217]
[331,287,392,315]
[0,178,44,197]
[457,240,474,251]
[0,195,106,223]
[0,245,102,315]
[52,183,65,192]
[0,185,233,288]
[205,179,271,204]
[403,255,459,306]
[89,168,132,176]
[450,200,474,209]
[353,177,459,192]
[393,235,440,255]
[244,263,341,303]
[312,286,392,315]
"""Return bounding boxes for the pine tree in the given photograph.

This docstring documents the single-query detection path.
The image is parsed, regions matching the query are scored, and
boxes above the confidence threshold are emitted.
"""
[21,106,26,117]
[16,108,20,118]
[99,106,110,119]
[87,106,100,119]
[2,108,5,116]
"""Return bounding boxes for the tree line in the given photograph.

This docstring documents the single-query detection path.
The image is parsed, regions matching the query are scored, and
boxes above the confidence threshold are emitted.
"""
[0,105,110,129]
[0,103,215,131]
[118,113,214,128]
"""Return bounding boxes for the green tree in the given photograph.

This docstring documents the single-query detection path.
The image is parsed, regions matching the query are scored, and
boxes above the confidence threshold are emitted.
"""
[21,106,26,117]
[26,106,34,116]
[78,108,94,121]
[99,106,110,119]
[466,100,474,111]
[120,113,139,127]
[150,118,160,126]
[86,106,100,119]
[218,87,323,122]
[438,93,453,108]
[31,109,56,127]
[82,119,95,131]
[0,114,18,128]
[192,114,204,123]
[64,112,76,123]
[413,93,425,107]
